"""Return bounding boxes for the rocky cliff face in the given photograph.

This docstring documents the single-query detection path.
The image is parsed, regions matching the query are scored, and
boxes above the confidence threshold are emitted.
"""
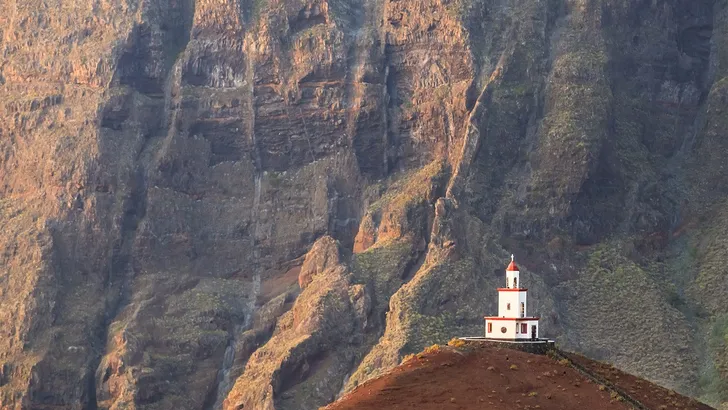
[1,0,728,409]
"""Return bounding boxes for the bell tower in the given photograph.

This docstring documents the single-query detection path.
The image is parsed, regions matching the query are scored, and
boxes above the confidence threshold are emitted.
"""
[505,254,519,289]
[484,255,540,340]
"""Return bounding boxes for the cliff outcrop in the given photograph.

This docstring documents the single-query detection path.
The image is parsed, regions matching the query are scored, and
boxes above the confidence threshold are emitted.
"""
[1,0,727,409]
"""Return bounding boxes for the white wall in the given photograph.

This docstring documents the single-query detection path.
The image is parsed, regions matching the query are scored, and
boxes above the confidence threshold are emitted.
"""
[519,292,527,317]
[505,270,520,289]
[497,290,527,318]
[485,319,539,339]
[514,320,539,339]
[485,320,517,339]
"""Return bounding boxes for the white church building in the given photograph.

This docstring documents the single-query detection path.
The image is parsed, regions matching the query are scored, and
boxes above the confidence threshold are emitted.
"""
[484,255,540,340]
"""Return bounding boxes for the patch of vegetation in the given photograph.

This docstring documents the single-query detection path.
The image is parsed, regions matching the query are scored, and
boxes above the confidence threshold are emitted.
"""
[367,160,447,215]
[609,391,624,402]
[557,241,715,402]
[433,84,452,101]
[295,24,330,43]
[252,0,269,23]
[393,255,493,361]
[155,278,247,358]
[400,353,416,364]
[445,0,470,21]
[690,202,728,315]
[403,311,460,351]
[698,314,728,405]
[447,338,465,348]
[611,90,653,179]
[493,82,532,99]
[265,170,285,188]
[541,81,608,152]
[688,245,698,260]
[423,344,441,355]
[352,240,413,309]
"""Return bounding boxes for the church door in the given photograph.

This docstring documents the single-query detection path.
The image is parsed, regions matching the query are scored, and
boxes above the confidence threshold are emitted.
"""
[531,325,536,340]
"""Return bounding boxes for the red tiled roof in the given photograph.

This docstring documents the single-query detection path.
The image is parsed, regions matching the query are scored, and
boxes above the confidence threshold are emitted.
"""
[506,260,519,271]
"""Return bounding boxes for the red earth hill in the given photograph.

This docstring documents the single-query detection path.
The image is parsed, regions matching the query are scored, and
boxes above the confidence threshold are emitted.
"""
[325,341,715,410]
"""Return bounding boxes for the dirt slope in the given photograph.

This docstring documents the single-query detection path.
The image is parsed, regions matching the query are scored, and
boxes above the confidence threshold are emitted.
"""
[326,343,714,410]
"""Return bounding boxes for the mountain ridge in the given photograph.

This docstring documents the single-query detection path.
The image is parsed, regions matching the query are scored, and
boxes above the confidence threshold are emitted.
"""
[1,0,727,409]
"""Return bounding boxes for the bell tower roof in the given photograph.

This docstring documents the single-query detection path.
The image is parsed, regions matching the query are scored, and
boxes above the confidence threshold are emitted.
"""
[506,254,519,272]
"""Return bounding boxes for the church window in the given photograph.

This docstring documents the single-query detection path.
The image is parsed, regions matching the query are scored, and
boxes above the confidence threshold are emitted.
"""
[500,327,507,334]
[520,302,525,317]
[488,323,492,333]
[513,278,517,288]
[507,303,511,310]
[521,323,527,334]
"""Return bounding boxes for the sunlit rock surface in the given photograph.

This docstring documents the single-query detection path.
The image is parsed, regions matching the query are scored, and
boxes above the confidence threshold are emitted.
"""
[1,0,727,409]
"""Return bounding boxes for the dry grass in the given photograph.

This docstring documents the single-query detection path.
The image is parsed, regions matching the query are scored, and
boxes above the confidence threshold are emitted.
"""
[401,354,417,364]
[447,338,466,348]
[424,344,441,355]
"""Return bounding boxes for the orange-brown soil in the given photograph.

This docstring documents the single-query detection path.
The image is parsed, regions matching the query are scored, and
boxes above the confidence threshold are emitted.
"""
[562,351,713,410]
[326,344,714,410]
[258,265,301,304]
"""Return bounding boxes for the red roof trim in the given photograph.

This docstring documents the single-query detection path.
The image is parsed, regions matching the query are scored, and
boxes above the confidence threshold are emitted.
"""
[484,316,540,321]
[497,288,528,292]
[506,261,519,271]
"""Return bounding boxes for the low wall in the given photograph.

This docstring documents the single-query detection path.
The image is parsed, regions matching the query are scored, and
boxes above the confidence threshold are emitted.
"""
[458,337,556,355]
[553,349,649,410]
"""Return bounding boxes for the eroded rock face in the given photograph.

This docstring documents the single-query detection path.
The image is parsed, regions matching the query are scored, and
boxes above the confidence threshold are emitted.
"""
[1,0,728,409]
[223,236,369,410]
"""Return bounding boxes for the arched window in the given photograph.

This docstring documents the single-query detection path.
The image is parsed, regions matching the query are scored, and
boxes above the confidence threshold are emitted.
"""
[513,277,517,288]
[520,302,525,317]
[507,303,511,310]
[488,323,492,333]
